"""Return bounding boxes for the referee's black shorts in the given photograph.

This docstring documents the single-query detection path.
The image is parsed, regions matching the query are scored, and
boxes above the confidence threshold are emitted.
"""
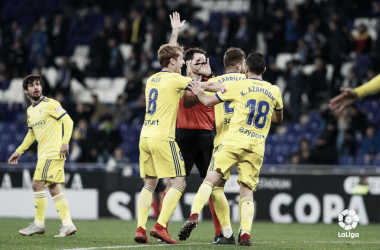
[175,129,214,178]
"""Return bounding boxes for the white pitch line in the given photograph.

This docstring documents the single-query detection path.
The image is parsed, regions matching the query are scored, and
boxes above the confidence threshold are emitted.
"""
[62,241,380,250]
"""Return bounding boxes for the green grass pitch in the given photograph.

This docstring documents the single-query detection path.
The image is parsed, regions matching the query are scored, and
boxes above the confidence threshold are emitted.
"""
[0,218,379,250]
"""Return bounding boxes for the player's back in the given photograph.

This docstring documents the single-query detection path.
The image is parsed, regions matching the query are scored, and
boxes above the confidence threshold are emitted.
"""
[218,78,283,156]
[209,72,246,147]
[140,71,191,141]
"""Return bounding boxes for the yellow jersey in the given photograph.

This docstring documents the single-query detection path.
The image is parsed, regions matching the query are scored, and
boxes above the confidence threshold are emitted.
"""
[140,71,192,141]
[25,96,68,159]
[208,72,246,147]
[215,78,283,156]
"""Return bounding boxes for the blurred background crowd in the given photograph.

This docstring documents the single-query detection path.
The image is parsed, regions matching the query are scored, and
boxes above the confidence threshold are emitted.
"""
[0,0,379,167]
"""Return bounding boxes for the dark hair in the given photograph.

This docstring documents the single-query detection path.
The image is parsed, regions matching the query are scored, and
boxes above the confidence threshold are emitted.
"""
[158,44,184,68]
[224,47,246,69]
[23,75,41,90]
[246,53,265,75]
[184,47,206,62]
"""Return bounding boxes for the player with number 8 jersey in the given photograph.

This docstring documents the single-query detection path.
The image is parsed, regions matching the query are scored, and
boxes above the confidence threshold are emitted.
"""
[135,43,225,245]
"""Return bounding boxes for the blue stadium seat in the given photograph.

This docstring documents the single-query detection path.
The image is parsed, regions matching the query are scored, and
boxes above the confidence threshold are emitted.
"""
[355,155,370,165]
[338,156,354,165]
[373,157,380,165]
[287,122,302,134]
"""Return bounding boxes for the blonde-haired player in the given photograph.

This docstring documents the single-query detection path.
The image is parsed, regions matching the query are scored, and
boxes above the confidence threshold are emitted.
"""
[134,43,224,244]
[8,75,75,237]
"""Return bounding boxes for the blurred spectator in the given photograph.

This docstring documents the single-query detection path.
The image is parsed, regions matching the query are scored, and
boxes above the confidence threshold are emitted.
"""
[263,59,283,84]
[129,8,146,56]
[88,29,110,77]
[5,39,28,78]
[354,24,371,53]
[289,153,300,164]
[106,147,130,172]
[342,69,359,89]
[10,21,23,41]
[152,8,170,53]
[298,138,314,164]
[200,27,217,55]
[264,8,286,55]
[216,17,233,55]
[285,8,302,52]
[285,60,305,122]
[328,21,349,93]
[154,0,170,15]
[71,101,94,125]
[307,58,327,109]
[138,53,150,77]
[108,38,123,77]
[72,119,98,162]
[118,18,130,44]
[103,16,120,42]
[124,70,143,103]
[97,116,122,160]
[304,23,325,48]
[54,57,87,97]
[90,94,109,123]
[48,13,68,57]
[362,125,380,163]
[0,62,10,90]
[109,95,133,123]
[29,22,48,68]
[296,38,310,64]
[235,16,251,54]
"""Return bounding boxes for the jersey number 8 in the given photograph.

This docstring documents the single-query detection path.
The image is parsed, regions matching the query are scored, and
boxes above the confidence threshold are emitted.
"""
[245,99,269,129]
[147,88,158,115]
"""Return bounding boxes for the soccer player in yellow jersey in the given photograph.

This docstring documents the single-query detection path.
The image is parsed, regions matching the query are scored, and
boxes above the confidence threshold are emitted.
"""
[330,74,380,113]
[182,47,247,244]
[178,53,284,246]
[8,75,75,237]
[134,44,224,244]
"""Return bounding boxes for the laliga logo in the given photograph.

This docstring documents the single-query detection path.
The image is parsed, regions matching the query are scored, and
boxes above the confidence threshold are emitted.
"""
[338,209,359,230]
[338,209,360,238]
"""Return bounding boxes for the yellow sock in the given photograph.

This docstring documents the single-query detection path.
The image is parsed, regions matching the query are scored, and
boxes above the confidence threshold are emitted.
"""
[191,181,213,215]
[241,197,254,235]
[137,186,154,230]
[53,193,73,226]
[157,185,184,227]
[212,187,230,228]
[34,191,47,227]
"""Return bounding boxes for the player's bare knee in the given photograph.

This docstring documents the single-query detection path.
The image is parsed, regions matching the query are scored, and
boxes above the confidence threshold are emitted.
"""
[171,177,186,189]
[48,183,62,196]
[205,170,222,186]
[240,182,253,198]
[32,180,45,192]
[216,178,226,188]
[144,176,159,190]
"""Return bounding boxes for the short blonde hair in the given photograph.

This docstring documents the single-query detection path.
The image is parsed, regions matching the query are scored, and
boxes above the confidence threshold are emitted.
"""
[158,44,184,68]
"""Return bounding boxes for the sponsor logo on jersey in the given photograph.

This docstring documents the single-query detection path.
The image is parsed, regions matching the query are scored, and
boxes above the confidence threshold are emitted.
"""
[55,106,64,114]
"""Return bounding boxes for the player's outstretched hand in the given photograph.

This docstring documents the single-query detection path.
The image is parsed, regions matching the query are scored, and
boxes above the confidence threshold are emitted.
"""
[188,81,204,96]
[170,12,185,30]
[329,87,359,114]
[8,152,21,165]
[60,144,70,159]
[200,58,212,77]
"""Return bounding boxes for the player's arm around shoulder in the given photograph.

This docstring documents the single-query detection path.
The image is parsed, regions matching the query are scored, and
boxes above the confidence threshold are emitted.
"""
[198,81,225,93]
[187,81,222,107]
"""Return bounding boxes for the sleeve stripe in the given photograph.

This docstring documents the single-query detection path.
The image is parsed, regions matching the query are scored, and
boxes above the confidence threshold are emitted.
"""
[274,108,283,111]
[184,84,190,90]
[215,93,224,102]
[57,112,67,120]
